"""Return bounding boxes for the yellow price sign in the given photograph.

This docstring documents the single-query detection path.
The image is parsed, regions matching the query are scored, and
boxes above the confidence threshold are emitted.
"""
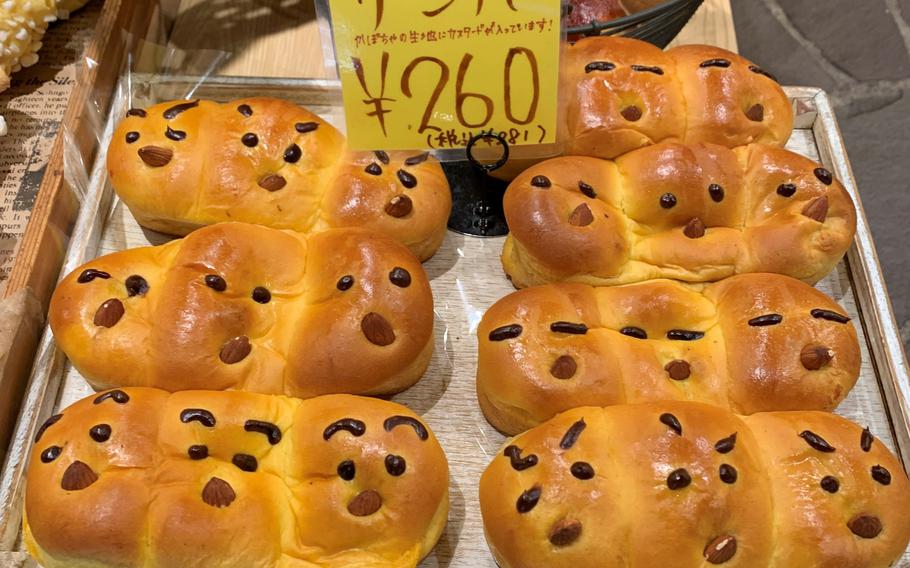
[328,0,562,151]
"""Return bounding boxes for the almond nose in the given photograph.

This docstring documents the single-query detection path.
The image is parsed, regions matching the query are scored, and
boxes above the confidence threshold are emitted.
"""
[548,518,582,546]
[348,489,382,517]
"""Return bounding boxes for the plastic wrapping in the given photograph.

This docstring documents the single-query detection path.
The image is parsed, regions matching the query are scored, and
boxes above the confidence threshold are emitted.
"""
[0,6,908,568]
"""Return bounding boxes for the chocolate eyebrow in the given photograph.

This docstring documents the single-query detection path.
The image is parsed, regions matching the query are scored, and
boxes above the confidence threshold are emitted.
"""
[749,64,778,82]
[383,415,429,441]
[244,420,282,445]
[810,308,850,324]
[504,445,538,471]
[323,418,366,440]
[405,152,429,166]
[700,58,731,68]
[93,390,129,405]
[163,99,200,119]
[631,64,664,75]
[666,329,704,341]
[748,314,783,326]
[550,321,588,335]
[180,409,216,427]
[560,419,587,449]
[35,413,63,443]
[584,61,615,73]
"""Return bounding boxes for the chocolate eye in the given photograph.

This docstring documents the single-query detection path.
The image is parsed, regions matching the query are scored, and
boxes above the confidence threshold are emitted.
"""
[251,287,271,304]
[188,445,208,460]
[389,267,411,288]
[284,144,302,164]
[820,475,839,493]
[660,193,677,209]
[719,464,737,484]
[708,183,724,202]
[338,459,356,480]
[620,326,647,339]
[204,275,227,291]
[125,275,149,297]
[516,485,541,513]
[871,465,891,485]
[570,461,595,480]
[125,131,140,144]
[242,133,258,147]
[40,446,62,463]
[385,454,406,476]
[89,424,111,443]
[232,453,258,472]
[337,275,354,291]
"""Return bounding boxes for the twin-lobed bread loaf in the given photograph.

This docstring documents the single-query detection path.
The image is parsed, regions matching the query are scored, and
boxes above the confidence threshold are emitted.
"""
[561,37,793,158]
[24,388,449,568]
[502,142,856,288]
[480,401,910,568]
[107,97,452,261]
[49,222,434,398]
[494,37,793,179]
[477,273,861,435]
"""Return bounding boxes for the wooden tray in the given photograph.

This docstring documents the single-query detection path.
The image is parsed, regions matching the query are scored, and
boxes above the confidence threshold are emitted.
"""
[0,74,906,566]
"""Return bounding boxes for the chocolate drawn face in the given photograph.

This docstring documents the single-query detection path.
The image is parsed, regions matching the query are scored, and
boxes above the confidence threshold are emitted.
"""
[479,404,907,567]
[50,224,434,398]
[565,40,684,158]
[477,275,861,436]
[289,396,448,557]
[26,390,449,567]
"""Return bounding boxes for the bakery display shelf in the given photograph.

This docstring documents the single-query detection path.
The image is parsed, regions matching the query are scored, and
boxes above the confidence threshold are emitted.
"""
[0,76,906,567]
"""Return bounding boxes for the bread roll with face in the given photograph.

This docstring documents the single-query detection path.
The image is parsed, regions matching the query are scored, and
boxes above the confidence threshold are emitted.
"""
[49,223,434,398]
[477,273,860,435]
[502,143,855,288]
[25,389,449,568]
[480,402,910,568]
[107,98,451,261]
[493,36,792,180]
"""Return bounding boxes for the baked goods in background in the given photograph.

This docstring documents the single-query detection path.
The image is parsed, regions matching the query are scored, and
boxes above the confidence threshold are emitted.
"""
[480,402,910,567]
[567,0,671,29]
[478,273,860,435]
[0,0,89,134]
[107,97,452,261]
[25,388,449,568]
[49,222,434,398]
[493,37,792,179]
[565,38,792,157]
[566,0,626,28]
[502,142,856,288]
[0,0,89,81]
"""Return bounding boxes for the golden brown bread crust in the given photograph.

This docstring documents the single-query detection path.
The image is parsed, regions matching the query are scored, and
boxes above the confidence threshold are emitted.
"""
[477,274,860,435]
[48,223,434,398]
[107,98,451,261]
[494,37,792,180]
[480,402,910,568]
[563,37,792,156]
[24,388,449,568]
[502,143,856,287]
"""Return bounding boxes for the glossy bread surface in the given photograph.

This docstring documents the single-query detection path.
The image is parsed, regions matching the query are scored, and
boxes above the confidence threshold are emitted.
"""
[25,389,449,568]
[480,402,910,568]
[49,223,434,398]
[561,37,792,158]
[477,274,861,435]
[108,98,451,261]
[503,143,856,287]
